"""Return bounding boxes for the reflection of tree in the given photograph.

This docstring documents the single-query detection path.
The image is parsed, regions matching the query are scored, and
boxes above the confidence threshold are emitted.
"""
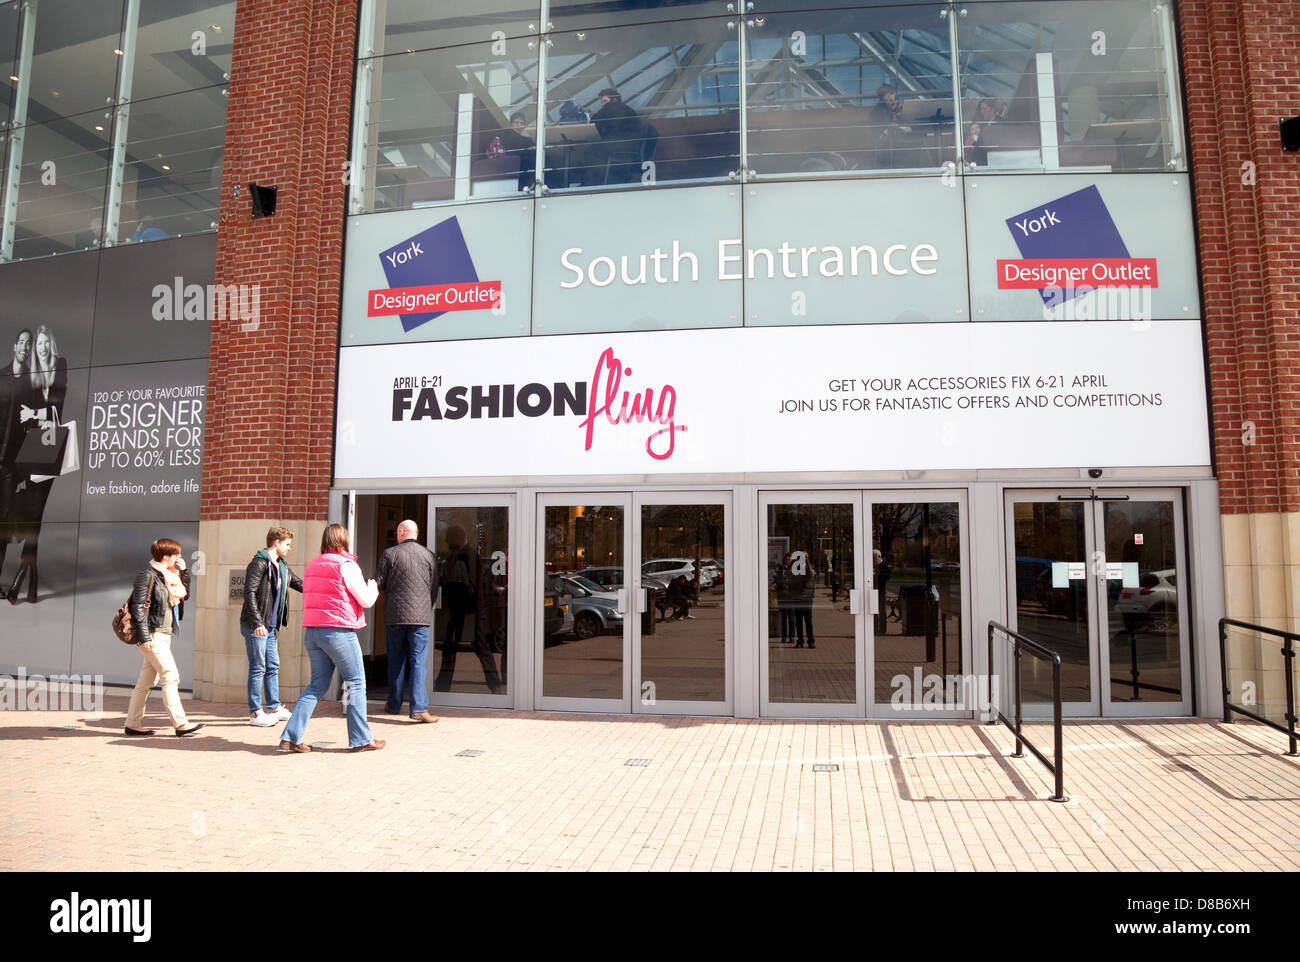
[643,504,724,559]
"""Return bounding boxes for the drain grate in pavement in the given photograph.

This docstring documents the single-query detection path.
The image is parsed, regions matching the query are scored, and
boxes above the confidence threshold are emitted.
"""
[624,758,651,767]
[310,742,335,749]
[48,725,78,732]
[455,749,484,757]
[812,763,839,773]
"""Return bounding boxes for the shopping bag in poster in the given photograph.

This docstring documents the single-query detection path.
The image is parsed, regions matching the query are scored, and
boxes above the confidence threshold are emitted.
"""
[13,421,67,475]
[30,419,80,482]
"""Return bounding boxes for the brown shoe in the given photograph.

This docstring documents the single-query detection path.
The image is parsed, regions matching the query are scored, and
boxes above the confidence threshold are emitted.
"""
[350,739,386,752]
[278,739,311,753]
[409,712,439,723]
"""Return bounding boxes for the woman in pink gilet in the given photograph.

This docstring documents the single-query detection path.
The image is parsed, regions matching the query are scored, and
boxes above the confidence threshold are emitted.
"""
[279,524,382,753]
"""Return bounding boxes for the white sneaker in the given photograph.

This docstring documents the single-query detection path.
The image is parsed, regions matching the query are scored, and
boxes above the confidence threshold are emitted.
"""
[249,711,278,728]
[269,704,292,722]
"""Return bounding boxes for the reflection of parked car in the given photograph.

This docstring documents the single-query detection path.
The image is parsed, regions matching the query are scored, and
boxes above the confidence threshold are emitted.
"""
[578,566,668,610]
[543,573,573,643]
[1034,566,1087,621]
[561,575,624,639]
[1115,569,1177,631]
[643,558,714,589]
[700,558,724,586]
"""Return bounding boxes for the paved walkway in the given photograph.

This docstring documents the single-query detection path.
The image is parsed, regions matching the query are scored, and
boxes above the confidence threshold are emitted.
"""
[3,693,1299,871]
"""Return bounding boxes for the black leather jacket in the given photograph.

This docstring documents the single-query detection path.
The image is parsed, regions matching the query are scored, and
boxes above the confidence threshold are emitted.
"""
[130,565,191,645]
[240,552,303,631]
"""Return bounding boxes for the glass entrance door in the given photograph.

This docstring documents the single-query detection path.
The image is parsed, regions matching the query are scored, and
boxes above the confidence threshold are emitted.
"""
[537,495,633,712]
[635,494,731,714]
[427,495,513,707]
[1005,489,1191,717]
[760,493,865,716]
[535,492,732,714]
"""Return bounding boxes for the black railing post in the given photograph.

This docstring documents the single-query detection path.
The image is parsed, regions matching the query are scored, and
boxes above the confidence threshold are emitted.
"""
[986,623,996,726]
[1219,618,1231,724]
[1284,637,1298,757]
[1013,637,1024,759]
[1051,654,1066,802]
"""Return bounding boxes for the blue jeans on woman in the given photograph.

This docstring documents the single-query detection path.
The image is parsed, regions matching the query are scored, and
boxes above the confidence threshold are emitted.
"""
[282,627,373,749]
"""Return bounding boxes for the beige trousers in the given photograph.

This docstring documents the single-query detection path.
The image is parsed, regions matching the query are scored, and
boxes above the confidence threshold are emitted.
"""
[125,632,189,730]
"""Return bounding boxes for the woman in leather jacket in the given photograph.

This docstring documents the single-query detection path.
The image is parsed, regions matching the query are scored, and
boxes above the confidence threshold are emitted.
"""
[123,537,203,737]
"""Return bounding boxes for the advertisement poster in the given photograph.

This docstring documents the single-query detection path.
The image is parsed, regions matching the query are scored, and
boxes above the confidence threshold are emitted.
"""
[0,240,210,682]
[335,319,1212,480]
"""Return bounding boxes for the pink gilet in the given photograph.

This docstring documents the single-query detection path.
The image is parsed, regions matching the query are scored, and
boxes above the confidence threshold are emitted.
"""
[301,551,366,629]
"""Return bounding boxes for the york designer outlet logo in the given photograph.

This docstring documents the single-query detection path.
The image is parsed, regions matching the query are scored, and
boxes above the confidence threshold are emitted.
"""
[997,184,1158,306]
[367,216,502,332]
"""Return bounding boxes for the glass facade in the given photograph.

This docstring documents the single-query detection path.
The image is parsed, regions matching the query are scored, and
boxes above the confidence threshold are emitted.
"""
[353,0,1185,215]
[0,0,233,261]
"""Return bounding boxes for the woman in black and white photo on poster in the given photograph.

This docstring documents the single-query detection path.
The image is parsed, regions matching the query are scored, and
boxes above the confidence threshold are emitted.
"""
[4,324,68,603]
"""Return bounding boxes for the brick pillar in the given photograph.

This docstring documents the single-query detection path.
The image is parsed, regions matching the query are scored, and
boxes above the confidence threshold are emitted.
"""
[192,0,357,703]
[1182,0,1300,714]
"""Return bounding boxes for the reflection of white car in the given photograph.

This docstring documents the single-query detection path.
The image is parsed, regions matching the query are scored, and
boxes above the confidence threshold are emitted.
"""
[642,558,714,589]
[561,575,624,639]
[1115,568,1177,630]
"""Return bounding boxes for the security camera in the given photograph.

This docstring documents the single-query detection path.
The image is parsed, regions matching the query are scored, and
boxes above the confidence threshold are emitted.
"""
[1088,468,1104,479]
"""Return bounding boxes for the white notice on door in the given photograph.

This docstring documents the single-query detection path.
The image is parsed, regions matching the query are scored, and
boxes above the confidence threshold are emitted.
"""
[1052,562,1069,588]
[1067,562,1086,580]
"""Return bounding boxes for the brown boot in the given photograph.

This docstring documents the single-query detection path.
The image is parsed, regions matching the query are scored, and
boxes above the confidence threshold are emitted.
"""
[409,711,439,723]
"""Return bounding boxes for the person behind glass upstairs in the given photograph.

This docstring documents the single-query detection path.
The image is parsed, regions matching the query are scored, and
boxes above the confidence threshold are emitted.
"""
[584,87,642,182]
[496,111,537,192]
[868,83,907,167]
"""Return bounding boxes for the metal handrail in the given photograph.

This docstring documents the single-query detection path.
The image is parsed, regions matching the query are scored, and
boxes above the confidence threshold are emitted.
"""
[986,621,1067,802]
[1219,617,1299,756]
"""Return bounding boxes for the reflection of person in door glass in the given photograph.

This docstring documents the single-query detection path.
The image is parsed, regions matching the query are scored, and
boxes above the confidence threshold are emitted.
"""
[791,551,816,649]
[0,329,32,584]
[873,549,891,635]
[775,553,796,643]
[434,525,503,693]
[9,325,67,603]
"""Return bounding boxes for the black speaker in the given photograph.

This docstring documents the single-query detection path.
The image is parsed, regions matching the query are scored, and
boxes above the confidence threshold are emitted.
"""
[249,182,277,217]
[1281,116,1300,152]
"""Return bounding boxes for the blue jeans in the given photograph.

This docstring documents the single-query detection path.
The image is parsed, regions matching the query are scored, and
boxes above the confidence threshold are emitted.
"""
[385,624,429,714]
[282,627,373,749]
[242,625,281,714]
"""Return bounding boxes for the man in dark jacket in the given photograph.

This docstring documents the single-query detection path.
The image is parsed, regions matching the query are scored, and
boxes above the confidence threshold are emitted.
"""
[241,525,303,727]
[583,87,643,183]
[375,518,440,723]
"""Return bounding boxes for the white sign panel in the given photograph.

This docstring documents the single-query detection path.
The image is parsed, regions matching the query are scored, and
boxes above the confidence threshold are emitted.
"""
[334,319,1211,480]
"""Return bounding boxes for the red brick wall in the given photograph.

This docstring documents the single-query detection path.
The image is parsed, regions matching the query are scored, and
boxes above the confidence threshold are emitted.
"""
[201,0,357,521]
[1181,0,1300,513]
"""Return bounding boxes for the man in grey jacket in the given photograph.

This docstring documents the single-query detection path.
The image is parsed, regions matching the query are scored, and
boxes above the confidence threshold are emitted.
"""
[375,519,439,723]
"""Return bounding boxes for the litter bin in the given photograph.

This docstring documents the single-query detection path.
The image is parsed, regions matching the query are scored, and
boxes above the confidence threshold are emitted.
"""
[900,584,930,636]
